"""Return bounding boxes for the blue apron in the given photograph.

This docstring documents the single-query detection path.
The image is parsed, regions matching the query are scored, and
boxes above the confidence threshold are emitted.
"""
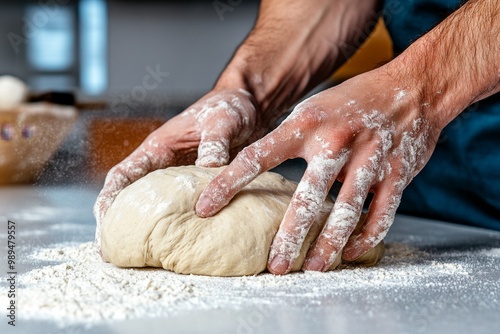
[383,0,500,230]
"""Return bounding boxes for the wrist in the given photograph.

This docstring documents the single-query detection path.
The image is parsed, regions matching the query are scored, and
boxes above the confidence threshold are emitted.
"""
[231,4,336,114]
[215,0,382,123]
[213,45,296,125]
[384,0,500,130]
[384,42,472,131]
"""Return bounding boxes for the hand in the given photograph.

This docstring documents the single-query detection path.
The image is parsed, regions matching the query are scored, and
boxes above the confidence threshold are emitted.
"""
[94,89,267,247]
[195,67,442,274]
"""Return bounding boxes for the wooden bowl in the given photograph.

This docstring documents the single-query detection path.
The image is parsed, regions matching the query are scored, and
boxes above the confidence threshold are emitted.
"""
[0,102,77,184]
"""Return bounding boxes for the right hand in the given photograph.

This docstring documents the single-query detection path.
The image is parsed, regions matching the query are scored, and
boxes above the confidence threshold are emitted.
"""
[93,89,267,248]
[195,68,442,274]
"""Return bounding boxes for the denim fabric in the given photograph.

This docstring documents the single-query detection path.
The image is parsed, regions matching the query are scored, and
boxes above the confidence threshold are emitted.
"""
[383,0,500,229]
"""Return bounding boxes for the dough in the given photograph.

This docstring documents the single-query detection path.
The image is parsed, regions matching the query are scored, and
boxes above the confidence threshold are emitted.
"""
[101,166,384,276]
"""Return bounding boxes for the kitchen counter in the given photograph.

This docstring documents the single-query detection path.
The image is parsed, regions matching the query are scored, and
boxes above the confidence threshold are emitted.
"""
[0,183,499,334]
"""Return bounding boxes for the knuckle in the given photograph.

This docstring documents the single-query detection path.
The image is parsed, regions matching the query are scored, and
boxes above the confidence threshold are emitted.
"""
[378,159,403,184]
[322,228,349,251]
[104,166,126,187]
[199,139,229,155]
[315,230,344,258]
[362,225,389,249]
[384,168,410,192]
[196,142,229,167]
[355,165,377,190]
[236,145,265,174]
[270,230,303,260]
[335,127,357,148]
[325,201,360,240]
[237,146,257,164]
[365,200,400,239]
[292,183,326,220]
[289,102,326,129]
[376,127,394,154]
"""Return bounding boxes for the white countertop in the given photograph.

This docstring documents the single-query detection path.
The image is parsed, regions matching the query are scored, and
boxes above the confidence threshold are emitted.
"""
[0,184,499,334]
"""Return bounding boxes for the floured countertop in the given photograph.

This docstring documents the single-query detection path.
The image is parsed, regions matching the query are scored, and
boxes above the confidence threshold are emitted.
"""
[0,185,499,334]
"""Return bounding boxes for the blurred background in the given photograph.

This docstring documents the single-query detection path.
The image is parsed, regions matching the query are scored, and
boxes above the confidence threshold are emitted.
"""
[1,0,261,99]
[0,0,391,185]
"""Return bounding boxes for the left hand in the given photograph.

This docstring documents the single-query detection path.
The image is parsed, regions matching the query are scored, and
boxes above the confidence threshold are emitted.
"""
[93,89,267,249]
[195,67,442,274]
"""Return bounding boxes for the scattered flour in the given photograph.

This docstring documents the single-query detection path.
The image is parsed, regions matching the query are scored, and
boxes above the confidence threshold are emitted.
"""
[480,248,500,257]
[174,174,198,192]
[394,89,406,101]
[6,241,480,328]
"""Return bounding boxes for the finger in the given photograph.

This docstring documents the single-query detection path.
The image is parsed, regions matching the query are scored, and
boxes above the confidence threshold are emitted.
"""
[93,145,174,243]
[195,92,257,167]
[195,132,230,167]
[267,151,348,275]
[195,125,297,218]
[302,165,376,271]
[342,182,402,261]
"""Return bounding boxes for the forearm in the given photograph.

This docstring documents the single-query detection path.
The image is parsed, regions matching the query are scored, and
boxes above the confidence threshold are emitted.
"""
[215,0,381,124]
[387,0,500,129]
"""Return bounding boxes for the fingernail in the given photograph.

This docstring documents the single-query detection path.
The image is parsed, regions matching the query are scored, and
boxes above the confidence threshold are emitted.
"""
[303,257,325,271]
[269,256,289,274]
[342,246,361,261]
[195,195,213,217]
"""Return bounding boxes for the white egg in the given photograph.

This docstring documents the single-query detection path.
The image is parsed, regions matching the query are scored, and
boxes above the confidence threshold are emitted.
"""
[0,75,29,110]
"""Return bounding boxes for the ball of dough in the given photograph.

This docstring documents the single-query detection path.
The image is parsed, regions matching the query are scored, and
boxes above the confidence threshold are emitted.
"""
[0,75,28,110]
[101,166,384,276]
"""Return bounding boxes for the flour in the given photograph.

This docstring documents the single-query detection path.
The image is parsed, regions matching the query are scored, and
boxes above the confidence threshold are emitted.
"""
[195,91,256,167]
[267,151,349,270]
[19,243,197,327]
[293,129,304,139]
[94,147,174,246]
[355,167,375,199]
[348,194,402,257]
[394,89,406,101]
[196,140,230,166]
[8,241,479,328]
[174,174,198,192]
[480,248,500,257]
[95,89,258,244]
[323,202,360,265]
[16,103,76,119]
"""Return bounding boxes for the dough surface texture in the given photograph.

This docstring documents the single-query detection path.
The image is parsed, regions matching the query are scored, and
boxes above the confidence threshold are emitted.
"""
[101,166,384,276]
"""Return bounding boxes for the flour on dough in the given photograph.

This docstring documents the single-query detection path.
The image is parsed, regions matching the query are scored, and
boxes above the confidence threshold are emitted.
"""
[101,166,384,276]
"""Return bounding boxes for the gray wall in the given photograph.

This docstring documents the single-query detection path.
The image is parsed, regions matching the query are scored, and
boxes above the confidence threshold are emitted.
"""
[0,0,259,101]
[0,3,29,79]
[107,0,259,99]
